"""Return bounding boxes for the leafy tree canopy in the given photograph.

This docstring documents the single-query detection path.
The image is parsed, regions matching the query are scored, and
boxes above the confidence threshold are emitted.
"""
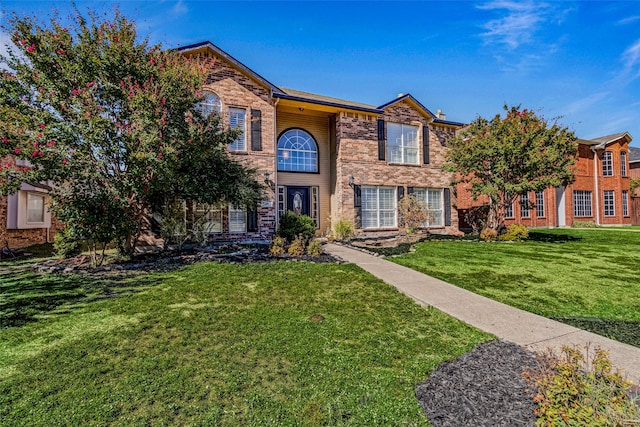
[445,105,577,230]
[0,8,263,254]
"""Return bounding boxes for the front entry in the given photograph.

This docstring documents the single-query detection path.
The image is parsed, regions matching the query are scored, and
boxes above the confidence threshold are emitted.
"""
[287,186,310,216]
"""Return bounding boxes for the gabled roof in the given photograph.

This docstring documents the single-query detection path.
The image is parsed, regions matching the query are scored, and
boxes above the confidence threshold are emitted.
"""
[275,88,383,114]
[378,93,465,127]
[629,146,640,163]
[177,41,285,95]
[578,131,633,149]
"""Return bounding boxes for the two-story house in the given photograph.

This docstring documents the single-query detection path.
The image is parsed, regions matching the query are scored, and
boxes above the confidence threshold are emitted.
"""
[457,132,633,229]
[178,41,464,241]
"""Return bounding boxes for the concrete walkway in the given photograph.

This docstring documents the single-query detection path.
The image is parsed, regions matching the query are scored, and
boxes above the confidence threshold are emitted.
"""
[324,243,640,385]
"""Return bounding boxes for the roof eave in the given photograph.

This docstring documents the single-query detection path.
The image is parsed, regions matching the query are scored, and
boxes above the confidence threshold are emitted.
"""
[177,41,285,95]
[273,92,383,114]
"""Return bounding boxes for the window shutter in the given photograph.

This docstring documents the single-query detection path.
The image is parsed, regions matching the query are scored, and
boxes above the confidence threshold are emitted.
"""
[407,186,414,195]
[444,188,451,226]
[377,119,386,161]
[397,186,404,201]
[354,185,362,228]
[423,125,430,164]
[250,109,262,151]
[247,209,258,232]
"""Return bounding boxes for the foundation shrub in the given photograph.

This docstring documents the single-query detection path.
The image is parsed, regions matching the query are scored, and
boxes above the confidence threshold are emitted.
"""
[277,212,316,242]
[333,218,355,242]
[269,236,286,256]
[287,235,306,256]
[573,220,598,228]
[480,228,498,242]
[53,229,81,258]
[499,224,529,241]
[306,239,323,257]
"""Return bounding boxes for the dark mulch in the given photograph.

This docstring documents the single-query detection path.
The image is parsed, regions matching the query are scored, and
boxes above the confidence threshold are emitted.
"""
[31,244,340,275]
[416,339,539,427]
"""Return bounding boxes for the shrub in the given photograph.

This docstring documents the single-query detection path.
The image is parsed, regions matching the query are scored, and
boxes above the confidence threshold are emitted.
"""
[333,218,355,241]
[398,194,429,233]
[480,228,498,242]
[277,211,316,242]
[499,224,529,241]
[524,345,640,426]
[573,220,598,228]
[269,236,286,256]
[307,239,323,256]
[288,234,306,256]
[54,229,81,258]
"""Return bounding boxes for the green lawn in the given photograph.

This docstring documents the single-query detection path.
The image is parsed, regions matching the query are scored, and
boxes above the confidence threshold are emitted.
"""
[390,228,640,346]
[0,260,491,426]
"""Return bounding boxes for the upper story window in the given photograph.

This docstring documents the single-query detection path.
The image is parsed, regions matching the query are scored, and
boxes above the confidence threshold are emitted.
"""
[602,151,613,176]
[277,129,318,172]
[387,123,419,164]
[196,91,222,118]
[228,108,246,151]
[621,152,627,177]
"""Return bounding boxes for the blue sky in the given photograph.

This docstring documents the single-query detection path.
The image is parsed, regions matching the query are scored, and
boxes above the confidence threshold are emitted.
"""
[2,1,640,147]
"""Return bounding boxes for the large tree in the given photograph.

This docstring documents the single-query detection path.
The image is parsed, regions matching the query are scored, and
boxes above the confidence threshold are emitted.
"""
[0,9,263,256]
[445,105,577,231]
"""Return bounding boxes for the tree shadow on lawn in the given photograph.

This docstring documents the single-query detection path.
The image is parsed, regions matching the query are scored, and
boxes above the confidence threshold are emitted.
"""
[527,232,582,243]
[553,317,640,348]
[0,266,162,328]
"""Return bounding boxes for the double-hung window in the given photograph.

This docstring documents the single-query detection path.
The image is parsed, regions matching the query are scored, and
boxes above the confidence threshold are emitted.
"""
[228,108,246,151]
[573,190,592,217]
[603,190,615,217]
[504,201,514,218]
[602,151,613,176]
[413,188,444,226]
[520,194,530,218]
[621,152,627,176]
[229,207,247,233]
[387,123,419,164]
[26,193,45,223]
[623,190,629,217]
[194,203,222,233]
[361,186,396,228]
[535,191,545,217]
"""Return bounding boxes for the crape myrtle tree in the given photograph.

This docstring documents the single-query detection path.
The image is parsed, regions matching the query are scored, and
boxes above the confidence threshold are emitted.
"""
[445,105,577,231]
[0,9,263,260]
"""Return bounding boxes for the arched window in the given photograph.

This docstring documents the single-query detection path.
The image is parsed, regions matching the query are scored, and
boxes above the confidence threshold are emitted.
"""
[277,129,318,172]
[196,91,222,118]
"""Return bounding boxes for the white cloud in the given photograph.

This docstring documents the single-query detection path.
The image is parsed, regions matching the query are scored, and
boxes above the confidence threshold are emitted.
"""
[617,15,640,25]
[477,0,551,49]
[563,92,610,115]
[622,38,640,76]
[170,0,188,17]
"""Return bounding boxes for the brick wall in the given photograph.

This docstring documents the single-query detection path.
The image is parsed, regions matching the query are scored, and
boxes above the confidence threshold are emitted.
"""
[335,100,460,235]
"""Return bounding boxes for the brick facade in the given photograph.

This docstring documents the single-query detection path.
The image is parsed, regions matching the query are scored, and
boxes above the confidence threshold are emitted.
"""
[456,134,633,229]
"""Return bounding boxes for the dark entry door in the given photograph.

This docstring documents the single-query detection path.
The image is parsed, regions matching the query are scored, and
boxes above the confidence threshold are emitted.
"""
[286,186,310,216]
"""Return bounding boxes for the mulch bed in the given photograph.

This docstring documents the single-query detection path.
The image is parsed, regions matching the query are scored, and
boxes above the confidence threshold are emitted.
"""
[32,244,341,274]
[416,339,540,427]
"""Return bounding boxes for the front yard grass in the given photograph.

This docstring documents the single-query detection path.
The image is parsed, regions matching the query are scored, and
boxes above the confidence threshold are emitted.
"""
[0,260,491,426]
[390,228,640,347]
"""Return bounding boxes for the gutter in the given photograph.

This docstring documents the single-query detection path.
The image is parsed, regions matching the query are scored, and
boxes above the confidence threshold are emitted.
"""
[273,93,383,114]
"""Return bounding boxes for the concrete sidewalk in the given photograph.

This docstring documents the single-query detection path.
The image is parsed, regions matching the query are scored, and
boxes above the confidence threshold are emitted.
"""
[324,243,640,385]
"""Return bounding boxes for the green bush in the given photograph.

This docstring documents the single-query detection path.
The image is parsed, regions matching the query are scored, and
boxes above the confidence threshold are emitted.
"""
[524,345,639,426]
[333,218,355,241]
[499,224,529,241]
[53,229,81,258]
[269,236,286,256]
[307,239,323,256]
[480,228,498,242]
[287,234,306,256]
[277,212,316,242]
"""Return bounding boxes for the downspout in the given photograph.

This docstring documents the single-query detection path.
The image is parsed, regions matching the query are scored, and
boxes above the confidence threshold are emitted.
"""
[273,98,280,232]
[591,146,600,225]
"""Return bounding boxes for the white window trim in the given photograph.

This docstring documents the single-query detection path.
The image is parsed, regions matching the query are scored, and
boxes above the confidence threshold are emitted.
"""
[573,190,593,217]
[387,122,419,165]
[229,206,247,233]
[520,194,530,218]
[622,190,629,217]
[602,151,613,177]
[361,186,397,229]
[535,191,545,218]
[228,107,246,152]
[412,188,444,227]
[603,190,615,217]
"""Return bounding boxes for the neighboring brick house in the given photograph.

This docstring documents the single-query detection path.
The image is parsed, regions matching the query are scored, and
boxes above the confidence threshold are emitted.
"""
[178,41,464,240]
[629,147,640,225]
[457,132,633,229]
[0,155,62,248]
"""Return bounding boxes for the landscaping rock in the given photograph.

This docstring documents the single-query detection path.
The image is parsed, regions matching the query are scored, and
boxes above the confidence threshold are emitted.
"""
[416,339,539,427]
